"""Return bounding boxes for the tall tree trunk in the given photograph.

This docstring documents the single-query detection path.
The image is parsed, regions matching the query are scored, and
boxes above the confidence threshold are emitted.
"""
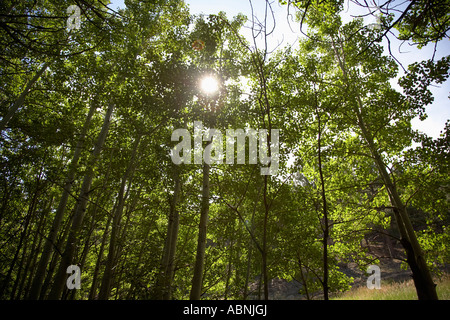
[243,239,253,300]
[354,98,437,300]
[162,177,181,300]
[48,102,114,300]
[243,200,258,300]
[190,161,210,300]
[15,195,50,299]
[115,187,142,271]
[98,135,141,300]
[262,175,269,300]
[126,217,150,300]
[28,101,97,300]
[316,97,329,300]
[297,257,310,300]
[0,167,42,298]
[39,211,72,299]
[20,197,50,299]
[156,165,182,300]
[332,38,438,300]
[224,231,234,300]
[0,61,49,131]
[87,148,115,300]
[88,212,112,300]
[71,194,102,300]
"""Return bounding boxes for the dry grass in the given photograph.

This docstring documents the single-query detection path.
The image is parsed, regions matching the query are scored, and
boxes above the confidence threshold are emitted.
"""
[333,274,450,300]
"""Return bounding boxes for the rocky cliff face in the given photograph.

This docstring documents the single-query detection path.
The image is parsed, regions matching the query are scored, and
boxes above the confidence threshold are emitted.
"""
[248,278,304,300]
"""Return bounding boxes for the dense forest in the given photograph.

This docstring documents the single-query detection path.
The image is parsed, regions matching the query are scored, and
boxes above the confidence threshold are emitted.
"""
[0,0,449,301]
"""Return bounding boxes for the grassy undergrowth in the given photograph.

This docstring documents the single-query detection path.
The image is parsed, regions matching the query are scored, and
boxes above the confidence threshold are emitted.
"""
[333,274,450,300]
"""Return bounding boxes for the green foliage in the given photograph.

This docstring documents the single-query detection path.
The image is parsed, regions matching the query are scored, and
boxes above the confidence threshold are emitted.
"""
[396,0,450,48]
[0,0,447,301]
[399,56,450,119]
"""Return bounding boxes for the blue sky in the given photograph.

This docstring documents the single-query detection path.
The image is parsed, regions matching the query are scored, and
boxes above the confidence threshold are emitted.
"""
[109,0,449,139]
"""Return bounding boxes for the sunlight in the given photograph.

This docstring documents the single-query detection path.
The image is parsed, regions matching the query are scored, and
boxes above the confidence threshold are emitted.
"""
[200,76,219,95]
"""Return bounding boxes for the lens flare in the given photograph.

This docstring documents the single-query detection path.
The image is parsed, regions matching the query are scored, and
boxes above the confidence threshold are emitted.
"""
[200,76,219,94]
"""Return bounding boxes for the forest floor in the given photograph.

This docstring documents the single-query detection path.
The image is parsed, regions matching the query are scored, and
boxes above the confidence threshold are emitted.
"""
[332,274,450,300]
[334,239,450,300]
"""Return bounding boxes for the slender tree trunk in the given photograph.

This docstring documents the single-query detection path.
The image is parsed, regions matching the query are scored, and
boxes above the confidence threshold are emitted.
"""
[297,257,310,300]
[234,219,243,300]
[88,212,112,300]
[126,216,151,300]
[0,61,49,131]
[257,271,262,300]
[20,199,49,299]
[354,101,437,300]
[332,37,437,300]
[243,192,259,300]
[190,161,210,300]
[15,196,50,299]
[262,175,269,300]
[115,186,141,268]
[0,167,42,298]
[224,235,234,300]
[87,149,115,300]
[316,100,329,300]
[28,101,97,300]
[11,237,28,299]
[243,240,252,300]
[71,196,102,300]
[39,212,72,299]
[98,135,141,300]
[163,179,181,300]
[48,102,114,300]
[157,165,182,300]
[13,194,48,299]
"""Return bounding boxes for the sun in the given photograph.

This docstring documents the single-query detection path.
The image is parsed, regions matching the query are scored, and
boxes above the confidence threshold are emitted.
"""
[200,76,219,95]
